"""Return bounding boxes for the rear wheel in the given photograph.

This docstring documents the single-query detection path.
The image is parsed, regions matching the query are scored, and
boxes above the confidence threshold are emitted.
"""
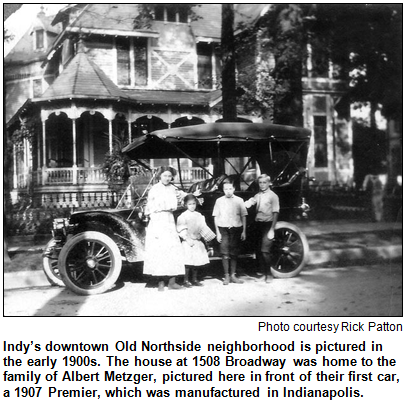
[59,231,122,295]
[270,221,309,278]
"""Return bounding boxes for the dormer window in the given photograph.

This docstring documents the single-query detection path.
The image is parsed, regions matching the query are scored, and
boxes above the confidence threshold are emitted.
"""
[34,29,45,50]
[154,5,189,23]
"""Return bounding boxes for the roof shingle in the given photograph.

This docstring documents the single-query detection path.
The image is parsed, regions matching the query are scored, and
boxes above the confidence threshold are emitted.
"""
[38,46,128,101]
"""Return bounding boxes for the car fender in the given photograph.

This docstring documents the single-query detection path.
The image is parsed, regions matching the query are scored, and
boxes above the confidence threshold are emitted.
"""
[69,210,145,262]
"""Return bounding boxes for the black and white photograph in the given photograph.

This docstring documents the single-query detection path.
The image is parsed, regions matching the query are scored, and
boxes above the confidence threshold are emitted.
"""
[3,3,402,317]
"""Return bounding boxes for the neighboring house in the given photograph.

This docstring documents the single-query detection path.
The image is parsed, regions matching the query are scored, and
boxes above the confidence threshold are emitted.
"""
[302,58,353,185]
[6,4,353,210]
[5,8,61,123]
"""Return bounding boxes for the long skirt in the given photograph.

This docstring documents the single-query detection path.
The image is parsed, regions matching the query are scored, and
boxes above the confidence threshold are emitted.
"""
[143,211,185,276]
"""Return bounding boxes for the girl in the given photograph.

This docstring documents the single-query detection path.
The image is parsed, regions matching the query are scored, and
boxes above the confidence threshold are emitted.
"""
[177,194,215,287]
[144,167,195,290]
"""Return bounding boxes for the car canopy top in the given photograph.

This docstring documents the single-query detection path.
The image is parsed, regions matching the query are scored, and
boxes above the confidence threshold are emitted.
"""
[123,122,311,161]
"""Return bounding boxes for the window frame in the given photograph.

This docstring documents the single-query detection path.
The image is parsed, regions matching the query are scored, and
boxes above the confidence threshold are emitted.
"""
[34,29,45,50]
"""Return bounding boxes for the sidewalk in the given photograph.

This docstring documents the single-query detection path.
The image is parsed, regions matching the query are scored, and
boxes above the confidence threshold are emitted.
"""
[297,220,402,265]
[4,220,402,290]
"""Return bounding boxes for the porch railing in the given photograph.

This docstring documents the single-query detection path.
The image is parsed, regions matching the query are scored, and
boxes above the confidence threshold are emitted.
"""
[32,167,106,186]
[18,166,211,209]
[30,166,209,187]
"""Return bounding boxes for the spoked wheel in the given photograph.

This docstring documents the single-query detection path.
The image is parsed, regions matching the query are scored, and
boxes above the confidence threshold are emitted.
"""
[42,238,64,287]
[270,221,309,278]
[59,231,122,295]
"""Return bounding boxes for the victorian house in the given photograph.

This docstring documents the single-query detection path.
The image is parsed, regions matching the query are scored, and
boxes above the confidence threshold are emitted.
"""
[6,4,353,210]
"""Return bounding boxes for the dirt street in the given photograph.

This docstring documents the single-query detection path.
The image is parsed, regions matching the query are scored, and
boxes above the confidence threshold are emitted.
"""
[3,261,402,316]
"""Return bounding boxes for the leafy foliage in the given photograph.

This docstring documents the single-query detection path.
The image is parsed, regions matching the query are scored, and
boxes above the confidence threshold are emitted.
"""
[235,4,401,123]
[102,132,145,192]
[11,116,39,145]
[308,4,402,121]
[236,4,306,125]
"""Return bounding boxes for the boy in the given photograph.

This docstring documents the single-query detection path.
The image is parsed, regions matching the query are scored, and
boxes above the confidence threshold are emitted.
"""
[245,174,279,283]
[212,180,248,285]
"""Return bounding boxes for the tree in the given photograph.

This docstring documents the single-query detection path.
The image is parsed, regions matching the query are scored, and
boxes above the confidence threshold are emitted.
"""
[4,4,23,21]
[309,4,402,124]
[221,4,237,122]
[235,4,307,126]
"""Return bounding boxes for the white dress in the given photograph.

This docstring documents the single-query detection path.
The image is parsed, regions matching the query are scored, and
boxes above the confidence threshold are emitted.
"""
[143,182,185,276]
[177,210,212,267]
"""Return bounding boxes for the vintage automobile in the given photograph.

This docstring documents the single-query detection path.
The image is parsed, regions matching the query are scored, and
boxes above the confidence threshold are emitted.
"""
[43,122,311,295]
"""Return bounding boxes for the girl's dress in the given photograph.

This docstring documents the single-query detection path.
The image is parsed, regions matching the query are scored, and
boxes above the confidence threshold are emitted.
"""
[143,182,185,276]
[177,210,215,266]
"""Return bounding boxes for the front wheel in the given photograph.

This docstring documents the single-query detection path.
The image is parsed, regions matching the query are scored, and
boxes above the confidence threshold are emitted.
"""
[59,231,122,295]
[270,221,309,278]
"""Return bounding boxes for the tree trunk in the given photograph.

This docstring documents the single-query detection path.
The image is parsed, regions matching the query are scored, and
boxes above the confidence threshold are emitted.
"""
[221,4,237,122]
[272,4,305,126]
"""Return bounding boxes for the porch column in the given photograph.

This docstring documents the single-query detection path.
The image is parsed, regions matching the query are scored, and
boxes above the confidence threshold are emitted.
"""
[72,118,77,185]
[13,144,17,189]
[37,130,41,174]
[42,119,47,185]
[128,108,132,143]
[211,43,216,89]
[108,119,113,152]
[24,138,30,189]
[129,38,135,86]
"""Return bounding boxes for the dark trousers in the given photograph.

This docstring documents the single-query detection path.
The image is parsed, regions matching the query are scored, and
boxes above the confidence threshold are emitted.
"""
[218,226,243,258]
[254,221,273,275]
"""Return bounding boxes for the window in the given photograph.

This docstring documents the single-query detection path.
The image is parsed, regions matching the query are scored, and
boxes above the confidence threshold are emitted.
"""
[314,116,328,167]
[154,5,189,23]
[134,38,148,86]
[115,37,148,87]
[167,7,176,22]
[155,5,164,21]
[33,79,42,97]
[35,29,44,50]
[116,37,130,86]
[197,43,213,89]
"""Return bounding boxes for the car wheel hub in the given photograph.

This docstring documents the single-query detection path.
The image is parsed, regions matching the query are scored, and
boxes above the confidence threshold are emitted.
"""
[86,258,97,269]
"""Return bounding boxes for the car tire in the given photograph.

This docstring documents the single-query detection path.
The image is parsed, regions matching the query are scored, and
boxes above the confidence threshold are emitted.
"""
[42,238,64,287]
[270,221,309,278]
[59,231,122,295]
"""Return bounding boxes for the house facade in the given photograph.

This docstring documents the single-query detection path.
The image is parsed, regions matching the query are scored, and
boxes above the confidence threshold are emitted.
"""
[6,4,353,210]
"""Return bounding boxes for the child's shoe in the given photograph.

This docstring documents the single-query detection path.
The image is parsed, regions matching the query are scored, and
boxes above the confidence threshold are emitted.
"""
[192,280,203,287]
[223,274,230,285]
[168,282,184,290]
[184,281,193,288]
[231,274,244,284]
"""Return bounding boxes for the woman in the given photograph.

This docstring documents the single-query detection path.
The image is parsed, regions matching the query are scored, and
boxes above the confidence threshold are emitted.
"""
[144,166,199,290]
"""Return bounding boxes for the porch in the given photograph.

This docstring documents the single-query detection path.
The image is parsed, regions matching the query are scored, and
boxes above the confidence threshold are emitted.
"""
[15,166,210,209]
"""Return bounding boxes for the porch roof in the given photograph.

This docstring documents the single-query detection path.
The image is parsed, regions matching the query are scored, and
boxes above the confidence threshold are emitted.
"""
[35,46,131,103]
[124,89,222,106]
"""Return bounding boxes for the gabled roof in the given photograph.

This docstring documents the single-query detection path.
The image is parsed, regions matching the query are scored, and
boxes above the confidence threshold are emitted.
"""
[36,45,130,102]
[54,4,157,34]
[5,12,61,64]
[52,4,221,39]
